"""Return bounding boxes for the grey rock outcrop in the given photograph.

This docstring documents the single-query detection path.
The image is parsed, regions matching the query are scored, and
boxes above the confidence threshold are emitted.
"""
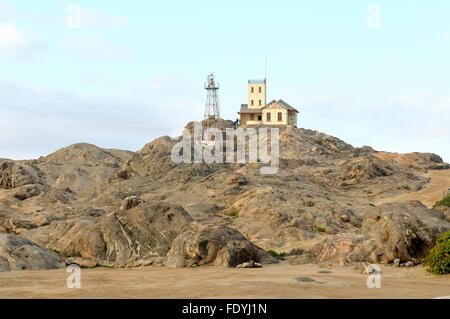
[60,202,193,266]
[0,119,448,270]
[0,232,65,272]
[0,161,39,189]
[166,224,277,268]
[312,201,450,265]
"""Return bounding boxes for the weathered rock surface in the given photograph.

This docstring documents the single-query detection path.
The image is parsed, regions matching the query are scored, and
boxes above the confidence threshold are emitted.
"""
[166,224,277,267]
[32,202,193,267]
[0,232,65,271]
[0,119,448,270]
[0,161,40,189]
[23,201,274,268]
[311,201,450,265]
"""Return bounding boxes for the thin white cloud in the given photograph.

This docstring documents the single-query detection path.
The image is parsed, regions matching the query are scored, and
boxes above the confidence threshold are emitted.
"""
[81,74,120,87]
[0,1,59,25]
[0,78,200,159]
[127,75,202,116]
[128,75,196,96]
[80,8,129,28]
[64,35,133,61]
[0,24,45,59]
[0,78,448,163]
[0,1,128,27]
[0,1,19,21]
[278,87,450,163]
[283,86,450,112]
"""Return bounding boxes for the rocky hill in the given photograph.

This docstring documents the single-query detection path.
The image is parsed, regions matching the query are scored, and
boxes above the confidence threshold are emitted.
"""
[0,119,449,271]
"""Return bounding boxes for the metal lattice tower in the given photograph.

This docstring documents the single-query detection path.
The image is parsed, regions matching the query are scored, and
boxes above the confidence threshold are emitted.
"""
[204,73,220,119]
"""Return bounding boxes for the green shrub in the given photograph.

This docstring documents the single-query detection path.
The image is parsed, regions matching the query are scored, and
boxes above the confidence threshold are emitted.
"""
[316,227,325,232]
[402,185,411,190]
[267,250,286,259]
[433,194,450,208]
[369,203,375,207]
[228,207,239,217]
[50,249,61,256]
[422,231,450,275]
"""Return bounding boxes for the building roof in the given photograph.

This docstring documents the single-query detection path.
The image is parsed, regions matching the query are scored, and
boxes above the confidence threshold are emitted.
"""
[263,99,299,113]
[248,79,265,84]
[238,104,262,114]
[238,100,299,114]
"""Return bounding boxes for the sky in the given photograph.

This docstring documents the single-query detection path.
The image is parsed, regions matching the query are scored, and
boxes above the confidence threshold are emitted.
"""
[0,0,449,162]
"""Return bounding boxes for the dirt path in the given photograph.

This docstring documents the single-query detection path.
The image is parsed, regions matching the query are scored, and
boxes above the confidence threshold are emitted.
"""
[376,170,450,208]
[0,263,448,299]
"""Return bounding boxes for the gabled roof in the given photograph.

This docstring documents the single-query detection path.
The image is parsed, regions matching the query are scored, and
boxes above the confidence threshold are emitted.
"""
[263,99,299,113]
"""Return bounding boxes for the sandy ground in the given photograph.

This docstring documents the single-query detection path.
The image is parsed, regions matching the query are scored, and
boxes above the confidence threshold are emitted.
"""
[0,263,449,299]
[376,170,450,208]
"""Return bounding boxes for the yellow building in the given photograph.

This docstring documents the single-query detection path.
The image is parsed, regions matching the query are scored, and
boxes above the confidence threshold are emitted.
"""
[238,79,299,127]
[248,79,266,109]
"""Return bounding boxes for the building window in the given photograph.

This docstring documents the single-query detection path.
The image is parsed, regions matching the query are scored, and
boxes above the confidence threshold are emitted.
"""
[251,100,254,106]
[258,115,262,121]
[278,112,282,121]
[259,100,261,106]
[258,87,261,93]
[250,114,254,120]
[266,113,271,122]
[251,87,254,93]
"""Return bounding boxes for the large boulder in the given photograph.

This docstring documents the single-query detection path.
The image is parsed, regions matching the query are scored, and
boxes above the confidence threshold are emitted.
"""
[165,224,277,267]
[0,232,65,272]
[343,156,394,182]
[24,200,275,268]
[372,151,448,170]
[312,201,450,265]
[0,214,37,235]
[0,161,38,189]
[60,201,193,266]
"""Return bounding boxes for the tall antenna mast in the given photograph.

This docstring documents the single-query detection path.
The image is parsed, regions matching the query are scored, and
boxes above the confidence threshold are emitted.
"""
[204,73,220,119]
[264,57,267,103]
[264,56,267,80]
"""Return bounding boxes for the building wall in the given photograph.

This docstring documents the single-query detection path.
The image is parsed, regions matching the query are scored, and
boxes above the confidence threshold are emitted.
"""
[248,82,266,109]
[288,111,298,127]
[240,113,263,126]
[262,107,288,125]
[239,113,250,126]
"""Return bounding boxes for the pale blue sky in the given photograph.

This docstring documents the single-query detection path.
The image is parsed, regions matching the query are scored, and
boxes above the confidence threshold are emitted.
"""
[0,0,449,162]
